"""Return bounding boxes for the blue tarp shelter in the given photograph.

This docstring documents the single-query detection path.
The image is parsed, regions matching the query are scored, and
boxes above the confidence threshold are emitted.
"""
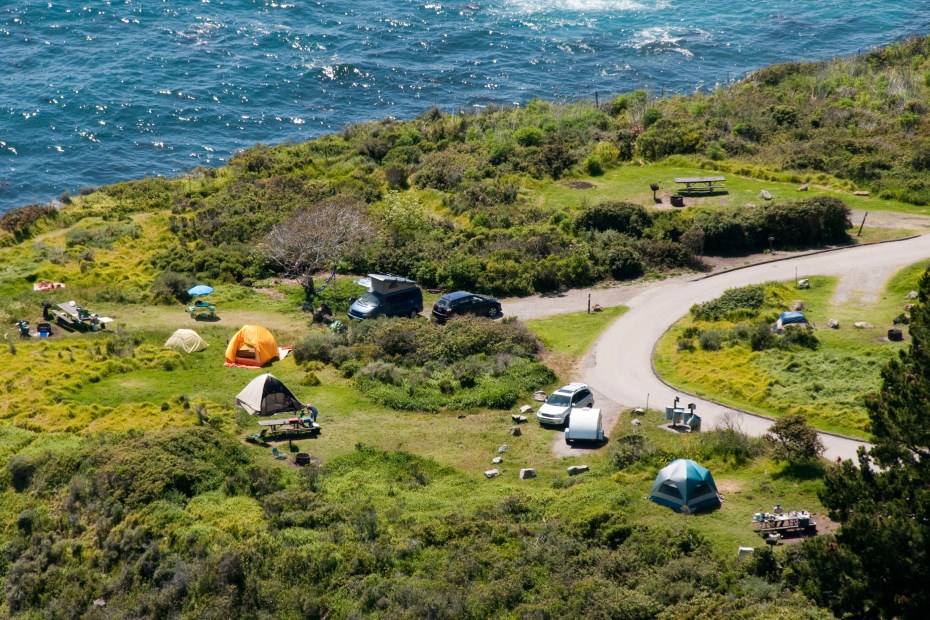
[778,311,808,325]
[649,459,721,513]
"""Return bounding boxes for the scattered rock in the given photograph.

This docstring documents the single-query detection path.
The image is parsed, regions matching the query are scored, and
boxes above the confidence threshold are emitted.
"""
[797,279,810,289]
[519,468,537,480]
[632,407,644,414]
[888,328,904,342]
[854,322,874,329]
[592,304,603,312]
[509,426,522,437]
[791,299,806,310]
[93,598,107,608]
[853,190,870,196]
[907,290,919,300]
[760,189,773,200]
[567,465,589,476]
[484,469,500,479]
[519,405,533,414]
[492,456,503,464]
[905,303,915,311]
[827,319,840,329]
[738,547,755,557]
[512,414,529,423]
[797,184,809,192]
[497,444,509,454]
[457,415,466,419]
[631,418,642,426]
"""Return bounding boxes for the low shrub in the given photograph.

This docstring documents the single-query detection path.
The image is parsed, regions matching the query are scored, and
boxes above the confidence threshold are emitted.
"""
[691,285,766,321]
[293,331,346,365]
[150,271,196,305]
[698,330,724,351]
[0,204,57,241]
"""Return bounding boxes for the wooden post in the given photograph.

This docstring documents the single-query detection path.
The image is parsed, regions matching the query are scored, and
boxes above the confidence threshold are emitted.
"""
[587,294,591,314]
[595,91,599,108]
[857,212,868,237]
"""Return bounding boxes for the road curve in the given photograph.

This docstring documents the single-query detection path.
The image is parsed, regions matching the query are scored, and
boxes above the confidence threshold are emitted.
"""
[582,234,930,462]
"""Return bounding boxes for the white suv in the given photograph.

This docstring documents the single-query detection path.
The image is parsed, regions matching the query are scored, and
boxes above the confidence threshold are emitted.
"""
[536,383,594,426]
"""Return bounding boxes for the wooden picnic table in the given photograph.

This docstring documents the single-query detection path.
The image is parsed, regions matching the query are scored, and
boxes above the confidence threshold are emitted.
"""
[674,176,726,192]
[257,416,321,436]
[55,303,109,331]
[752,511,816,535]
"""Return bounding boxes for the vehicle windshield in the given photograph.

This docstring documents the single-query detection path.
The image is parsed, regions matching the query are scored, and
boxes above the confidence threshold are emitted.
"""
[356,291,381,307]
[545,393,571,407]
[436,298,452,308]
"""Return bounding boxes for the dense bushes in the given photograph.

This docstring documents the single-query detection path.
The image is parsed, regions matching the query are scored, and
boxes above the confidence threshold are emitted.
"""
[575,200,652,236]
[150,271,195,304]
[693,197,851,255]
[691,285,766,321]
[683,284,820,354]
[0,203,56,242]
[293,316,552,411]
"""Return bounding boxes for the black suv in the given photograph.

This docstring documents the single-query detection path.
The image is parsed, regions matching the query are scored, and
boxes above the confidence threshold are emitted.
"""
[432,291,502,323]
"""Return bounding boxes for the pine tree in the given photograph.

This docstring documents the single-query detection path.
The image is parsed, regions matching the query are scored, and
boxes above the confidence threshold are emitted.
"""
[796,268,930,619]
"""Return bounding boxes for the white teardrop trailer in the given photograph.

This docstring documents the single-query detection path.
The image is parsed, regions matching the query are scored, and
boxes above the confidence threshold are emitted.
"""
[564,407,605,445]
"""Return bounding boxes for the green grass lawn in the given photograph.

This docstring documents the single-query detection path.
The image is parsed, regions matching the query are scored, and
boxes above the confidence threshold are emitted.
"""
[526,306,627,357]
[533,159,926,217]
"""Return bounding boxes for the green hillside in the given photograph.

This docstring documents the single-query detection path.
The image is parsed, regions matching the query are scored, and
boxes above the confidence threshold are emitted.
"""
[2,35,930,619]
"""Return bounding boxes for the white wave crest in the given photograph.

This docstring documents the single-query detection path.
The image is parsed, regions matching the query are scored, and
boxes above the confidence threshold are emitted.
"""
[502,0,671,13]
[625,25,710,58]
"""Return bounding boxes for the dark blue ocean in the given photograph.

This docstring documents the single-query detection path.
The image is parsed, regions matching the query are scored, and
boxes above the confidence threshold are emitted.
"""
[1,1,927,212]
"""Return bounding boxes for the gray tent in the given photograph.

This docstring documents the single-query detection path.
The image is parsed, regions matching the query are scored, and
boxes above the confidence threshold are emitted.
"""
[236,373,303,416]
[164,328,208,353]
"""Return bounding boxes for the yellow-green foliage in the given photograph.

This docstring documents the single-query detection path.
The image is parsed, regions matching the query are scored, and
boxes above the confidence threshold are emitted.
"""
[0,336,187,433]
[186,491,266,540]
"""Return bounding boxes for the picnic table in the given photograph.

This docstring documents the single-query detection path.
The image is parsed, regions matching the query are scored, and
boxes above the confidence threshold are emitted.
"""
[674,176,726,192]
[54,302,111,332]
[188,299,216,319]
[257,416,321,438]
[752,510,816,536]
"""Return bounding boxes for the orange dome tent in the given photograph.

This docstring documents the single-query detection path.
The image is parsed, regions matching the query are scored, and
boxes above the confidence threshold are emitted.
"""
[224,325,280,368]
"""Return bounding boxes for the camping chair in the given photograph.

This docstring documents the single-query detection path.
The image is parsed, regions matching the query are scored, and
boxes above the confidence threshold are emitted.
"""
[271,447,287,460]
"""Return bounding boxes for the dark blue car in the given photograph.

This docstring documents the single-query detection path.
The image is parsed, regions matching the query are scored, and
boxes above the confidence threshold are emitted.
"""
[432,291,502,323]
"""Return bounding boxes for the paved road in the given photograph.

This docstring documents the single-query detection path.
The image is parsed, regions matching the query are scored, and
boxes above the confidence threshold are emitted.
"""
[577,234,930,462]
[502,236,930,459]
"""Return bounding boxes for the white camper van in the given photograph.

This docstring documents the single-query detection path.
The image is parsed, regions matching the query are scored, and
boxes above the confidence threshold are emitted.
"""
[564,407,605,445]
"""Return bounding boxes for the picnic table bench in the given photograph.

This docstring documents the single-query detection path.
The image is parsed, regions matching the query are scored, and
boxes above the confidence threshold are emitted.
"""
[257,416,321,438]
[674,176,726,192]
[752,510,816,536]
[188,300,216,319]
[54,303,110,332]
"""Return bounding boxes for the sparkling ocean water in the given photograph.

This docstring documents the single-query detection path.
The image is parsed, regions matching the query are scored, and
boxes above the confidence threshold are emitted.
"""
[1,1,928,212]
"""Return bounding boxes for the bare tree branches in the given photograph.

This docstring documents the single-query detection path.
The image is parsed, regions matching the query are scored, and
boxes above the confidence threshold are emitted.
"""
[261,199,373,297]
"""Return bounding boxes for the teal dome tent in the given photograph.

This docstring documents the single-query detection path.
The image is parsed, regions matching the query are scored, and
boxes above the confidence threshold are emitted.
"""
[649,458,721,513]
